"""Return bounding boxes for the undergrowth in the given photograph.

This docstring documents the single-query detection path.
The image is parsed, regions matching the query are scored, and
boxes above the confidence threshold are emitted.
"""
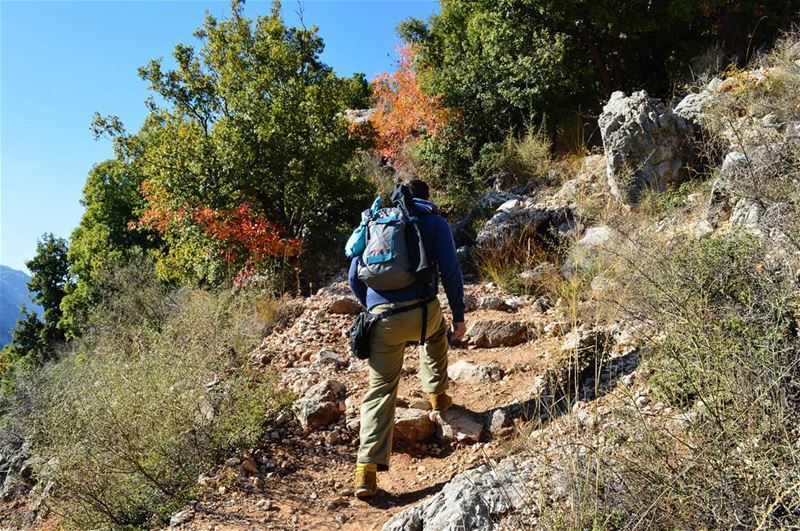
[8,261,290,529]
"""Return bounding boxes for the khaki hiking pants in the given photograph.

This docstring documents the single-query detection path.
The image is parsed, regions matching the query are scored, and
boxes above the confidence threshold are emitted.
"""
[357,298,448,470]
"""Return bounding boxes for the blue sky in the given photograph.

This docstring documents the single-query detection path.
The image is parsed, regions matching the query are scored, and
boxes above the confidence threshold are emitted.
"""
[0,0,438,273]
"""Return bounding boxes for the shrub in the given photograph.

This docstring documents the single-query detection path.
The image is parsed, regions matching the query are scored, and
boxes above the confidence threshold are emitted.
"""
[23,263,289,528]
[548,234,800,528]
[471,129,554,191]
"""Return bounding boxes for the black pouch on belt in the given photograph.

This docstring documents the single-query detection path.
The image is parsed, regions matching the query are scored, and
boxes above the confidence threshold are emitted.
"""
[348,298,435,360]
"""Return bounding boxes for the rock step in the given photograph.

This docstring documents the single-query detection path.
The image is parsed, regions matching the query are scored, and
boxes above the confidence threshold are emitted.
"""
[382,456,539,531]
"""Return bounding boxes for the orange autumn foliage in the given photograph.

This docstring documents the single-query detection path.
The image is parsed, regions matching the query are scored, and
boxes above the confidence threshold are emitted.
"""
[133,180,303,279]
[370,44,448,166]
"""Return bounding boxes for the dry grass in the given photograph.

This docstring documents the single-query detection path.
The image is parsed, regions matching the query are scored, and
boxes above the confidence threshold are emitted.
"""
[5,262,291,529]
[497,35,800,528]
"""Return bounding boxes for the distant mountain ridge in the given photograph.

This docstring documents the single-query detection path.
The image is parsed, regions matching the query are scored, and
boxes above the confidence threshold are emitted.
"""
[0,265,42,347]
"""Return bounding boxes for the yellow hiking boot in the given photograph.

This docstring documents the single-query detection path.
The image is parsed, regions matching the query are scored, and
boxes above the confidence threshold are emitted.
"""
[428,392,453,412]
[354,463,377,499]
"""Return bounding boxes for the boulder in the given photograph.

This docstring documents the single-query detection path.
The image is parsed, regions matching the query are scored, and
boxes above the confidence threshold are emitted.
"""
[328,297,362,315]
[476,200,573,248]
[674,88,717,124]
[599,90,696,204]
[382,457,539,531]
[431,408,484,444]
[463,320,531,348]
[448,360,504,383]
[503,296,529,311]
[464,293,478,313]
[477,296,505,311]
[394,408,436,442]
[706,147,787,237]
[440,293,478,313]
[476,189,526,211]
[292,379,346,431]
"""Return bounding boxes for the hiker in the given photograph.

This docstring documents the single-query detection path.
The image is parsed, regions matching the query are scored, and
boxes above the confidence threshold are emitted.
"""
[348,178,466,499]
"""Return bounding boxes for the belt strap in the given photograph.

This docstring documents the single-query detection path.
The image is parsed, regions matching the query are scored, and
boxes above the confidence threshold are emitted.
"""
[374,297,435,346]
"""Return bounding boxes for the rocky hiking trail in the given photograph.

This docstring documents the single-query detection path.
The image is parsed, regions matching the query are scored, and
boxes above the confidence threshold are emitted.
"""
[171,275,640,531]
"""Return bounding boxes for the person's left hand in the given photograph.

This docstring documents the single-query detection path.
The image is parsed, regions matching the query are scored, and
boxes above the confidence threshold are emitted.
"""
[451,321,466,341]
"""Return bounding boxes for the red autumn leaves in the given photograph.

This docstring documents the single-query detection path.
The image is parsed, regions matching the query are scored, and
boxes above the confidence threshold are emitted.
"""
[133,181,302,275]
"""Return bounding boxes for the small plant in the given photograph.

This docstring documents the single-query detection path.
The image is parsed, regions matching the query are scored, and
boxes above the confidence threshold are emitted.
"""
[475,230,556,296]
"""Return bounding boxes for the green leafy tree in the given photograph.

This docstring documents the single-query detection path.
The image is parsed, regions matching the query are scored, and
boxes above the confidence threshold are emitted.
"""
[98,0,373,284]
[60,159,153,337]
[399,0,799,196]
[26,234,71,347]
[1,234,72,388]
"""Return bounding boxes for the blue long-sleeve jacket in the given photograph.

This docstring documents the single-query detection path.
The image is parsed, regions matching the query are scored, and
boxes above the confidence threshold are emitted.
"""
[348,198,466,323]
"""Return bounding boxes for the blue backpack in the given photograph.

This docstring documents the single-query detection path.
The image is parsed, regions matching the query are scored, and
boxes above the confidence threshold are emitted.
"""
[345,184,431,291]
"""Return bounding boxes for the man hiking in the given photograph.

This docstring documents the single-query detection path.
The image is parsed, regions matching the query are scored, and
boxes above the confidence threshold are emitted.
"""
[348,178,466,499]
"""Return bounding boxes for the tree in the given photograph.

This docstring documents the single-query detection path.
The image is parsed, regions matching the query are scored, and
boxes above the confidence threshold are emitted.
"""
[0,234,71,387]
[98,0,373,284]
[399,0,800,195]
[60,159,153,338]
[370,44,449,166]
[26,234,71,347]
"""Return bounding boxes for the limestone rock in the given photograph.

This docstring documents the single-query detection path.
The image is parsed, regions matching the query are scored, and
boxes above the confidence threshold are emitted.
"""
[706,147,787,238]
[674,89,716,124]
[476,200,573,248]
[599,90,696,204]
[382,457,539,531]
[431,407,484,444]
[394,408,436,442]
[343,108,376,124]
[313,349,348,370]
[293,379,346,431]
[169,509,194,528]
[280,367,322,395]
[476,189,526,211]
[488,409,514,436]
[463,320,530,348]
[503,296,528,311]
[561,225,619,277]
[448,360,504,383]
[477,296,505,311]
[442,293,478,313]
[560,325,615,358]
[328,297,362,315]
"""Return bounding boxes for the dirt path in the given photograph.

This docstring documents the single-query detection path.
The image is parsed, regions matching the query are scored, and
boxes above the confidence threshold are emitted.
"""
[180,283,565,531]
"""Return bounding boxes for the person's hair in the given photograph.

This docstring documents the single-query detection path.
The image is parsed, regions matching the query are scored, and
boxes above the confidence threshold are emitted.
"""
[405,179,430,200]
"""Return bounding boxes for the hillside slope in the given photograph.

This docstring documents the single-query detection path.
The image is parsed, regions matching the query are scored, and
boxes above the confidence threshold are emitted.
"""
[159,40,800,529]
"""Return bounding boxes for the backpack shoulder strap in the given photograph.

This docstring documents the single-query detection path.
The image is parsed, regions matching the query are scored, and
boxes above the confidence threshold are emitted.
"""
[391,184,430,273]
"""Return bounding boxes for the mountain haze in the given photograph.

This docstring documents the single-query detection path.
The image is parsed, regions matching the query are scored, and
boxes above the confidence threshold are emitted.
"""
[0,265,42,347]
